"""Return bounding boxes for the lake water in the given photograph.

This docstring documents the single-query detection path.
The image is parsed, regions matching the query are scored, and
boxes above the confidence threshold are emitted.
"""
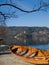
[30,44,49,50]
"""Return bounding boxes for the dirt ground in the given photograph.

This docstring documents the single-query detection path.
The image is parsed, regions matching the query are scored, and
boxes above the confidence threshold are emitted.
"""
[0,54,35,65]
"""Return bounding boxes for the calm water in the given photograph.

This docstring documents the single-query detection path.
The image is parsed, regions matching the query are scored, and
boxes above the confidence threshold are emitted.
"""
[30,44,49,50]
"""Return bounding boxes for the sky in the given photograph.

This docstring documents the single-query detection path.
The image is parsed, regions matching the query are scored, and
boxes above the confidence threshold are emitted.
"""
[6,11,49,27]
[0,0,49,27]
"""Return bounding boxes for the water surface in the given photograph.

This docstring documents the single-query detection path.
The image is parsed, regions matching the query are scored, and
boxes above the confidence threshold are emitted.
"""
[30,44,49,50]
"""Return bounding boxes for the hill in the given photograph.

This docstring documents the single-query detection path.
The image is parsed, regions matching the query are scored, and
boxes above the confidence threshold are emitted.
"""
[0,26,49,46]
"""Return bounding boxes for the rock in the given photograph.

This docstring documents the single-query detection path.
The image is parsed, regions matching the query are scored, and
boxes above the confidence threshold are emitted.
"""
[0,54,35,65]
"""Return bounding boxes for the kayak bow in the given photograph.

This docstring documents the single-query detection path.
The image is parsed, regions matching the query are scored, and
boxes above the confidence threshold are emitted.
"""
[10,45,49,64]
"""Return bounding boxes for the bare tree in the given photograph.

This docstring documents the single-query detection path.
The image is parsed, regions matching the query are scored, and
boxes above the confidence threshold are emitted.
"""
[0,0,49,25]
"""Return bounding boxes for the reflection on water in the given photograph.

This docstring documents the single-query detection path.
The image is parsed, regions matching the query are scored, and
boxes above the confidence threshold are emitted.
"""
[30,44,49,50]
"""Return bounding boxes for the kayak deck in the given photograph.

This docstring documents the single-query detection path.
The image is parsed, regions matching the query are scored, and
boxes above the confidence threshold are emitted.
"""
[10,45,49,64]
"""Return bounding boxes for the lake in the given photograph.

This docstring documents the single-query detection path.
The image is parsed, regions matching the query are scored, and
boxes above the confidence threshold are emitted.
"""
[30,44,49,50]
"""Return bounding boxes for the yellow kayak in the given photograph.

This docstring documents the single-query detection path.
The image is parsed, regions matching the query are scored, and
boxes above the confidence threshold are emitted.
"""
[10,45,49,64]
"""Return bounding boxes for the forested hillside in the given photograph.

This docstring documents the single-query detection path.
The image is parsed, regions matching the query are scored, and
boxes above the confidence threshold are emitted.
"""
[0,27,49,46]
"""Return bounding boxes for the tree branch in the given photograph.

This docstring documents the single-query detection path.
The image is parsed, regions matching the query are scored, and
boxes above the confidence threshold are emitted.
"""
[0,0,49,24]
[0,11,6,21]
[0,3,49,13]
